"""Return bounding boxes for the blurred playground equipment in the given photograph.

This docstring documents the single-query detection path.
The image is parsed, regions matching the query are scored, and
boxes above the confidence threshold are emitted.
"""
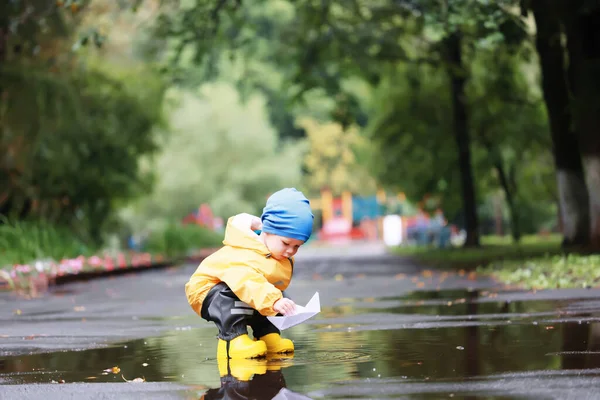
[310,189,457,247]
[182,203,224,233]
[179,191,460,248]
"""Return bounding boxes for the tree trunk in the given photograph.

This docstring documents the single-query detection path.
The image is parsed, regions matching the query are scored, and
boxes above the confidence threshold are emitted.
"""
[444,31,480,247]
[564,5,600,249]
[531,1,590,247]
[494,163,521,242]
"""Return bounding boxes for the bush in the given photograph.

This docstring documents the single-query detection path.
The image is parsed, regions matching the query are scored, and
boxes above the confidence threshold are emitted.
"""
[144,224,223,258]
[0,218,95,267]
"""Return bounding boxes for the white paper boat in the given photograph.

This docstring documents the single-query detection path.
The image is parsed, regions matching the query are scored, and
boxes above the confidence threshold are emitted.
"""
[267,292,320,330]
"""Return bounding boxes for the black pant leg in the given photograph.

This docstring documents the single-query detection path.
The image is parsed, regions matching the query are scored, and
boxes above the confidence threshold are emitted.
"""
[201,282,254,341]
[201,376,251,400]
[248,311,280,339]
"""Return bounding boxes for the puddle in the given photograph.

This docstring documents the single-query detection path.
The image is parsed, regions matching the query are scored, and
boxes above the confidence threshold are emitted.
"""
[2,319,600,398]
[3,289,600,399]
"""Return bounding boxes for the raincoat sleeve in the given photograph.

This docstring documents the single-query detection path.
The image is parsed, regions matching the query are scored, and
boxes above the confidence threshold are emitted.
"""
[218,259,283,316]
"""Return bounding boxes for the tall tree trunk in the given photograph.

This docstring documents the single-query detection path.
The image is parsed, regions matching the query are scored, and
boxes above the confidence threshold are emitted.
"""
[495,163,521,243]
[563,5,600,249]
[531,1,590,247]
[444,31,480,247]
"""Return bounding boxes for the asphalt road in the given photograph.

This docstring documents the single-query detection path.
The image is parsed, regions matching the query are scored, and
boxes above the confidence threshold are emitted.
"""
[2,242,600,400]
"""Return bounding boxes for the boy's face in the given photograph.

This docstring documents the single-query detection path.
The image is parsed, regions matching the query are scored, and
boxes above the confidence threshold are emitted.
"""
[263,233,305,261]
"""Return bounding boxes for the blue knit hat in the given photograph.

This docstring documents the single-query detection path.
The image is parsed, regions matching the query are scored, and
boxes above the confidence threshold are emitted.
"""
[261,188,314,242]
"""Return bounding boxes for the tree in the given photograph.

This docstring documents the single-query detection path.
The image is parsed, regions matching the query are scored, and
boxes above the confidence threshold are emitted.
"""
[120,82,305,232]
[0,64,164,240]
[0,0,166,242]
[528,0,600,249]
[469,45,554,241]
[529,0,590,247]
[150,0,531,247]
[559,2,600,248]
[299,118,377,197]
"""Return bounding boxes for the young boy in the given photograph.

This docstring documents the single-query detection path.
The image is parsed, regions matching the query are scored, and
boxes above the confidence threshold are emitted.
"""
[185,188,314,359]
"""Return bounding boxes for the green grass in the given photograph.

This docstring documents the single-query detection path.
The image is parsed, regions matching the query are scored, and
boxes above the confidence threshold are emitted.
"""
[0,218,96,269]
[392,234,563,269]
[391,233,600,289]
[143,223,223,258]
[0,219,223,271]
[477,253,600,289]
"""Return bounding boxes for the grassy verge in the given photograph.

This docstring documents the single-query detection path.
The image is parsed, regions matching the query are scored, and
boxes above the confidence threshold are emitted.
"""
[392,234,600,289]
[392,234,563,269]
[0,219,97,268]
[0,219,222,291]
[477,252,600,289]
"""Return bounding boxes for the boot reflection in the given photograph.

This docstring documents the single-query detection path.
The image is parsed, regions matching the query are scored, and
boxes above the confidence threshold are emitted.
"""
[200,357,312,400]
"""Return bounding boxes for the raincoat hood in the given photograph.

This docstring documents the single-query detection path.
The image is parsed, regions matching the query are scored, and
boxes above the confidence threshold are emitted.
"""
[222,217,270,255]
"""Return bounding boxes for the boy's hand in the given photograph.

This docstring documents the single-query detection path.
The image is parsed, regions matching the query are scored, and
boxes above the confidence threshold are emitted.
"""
[273,298,297,316]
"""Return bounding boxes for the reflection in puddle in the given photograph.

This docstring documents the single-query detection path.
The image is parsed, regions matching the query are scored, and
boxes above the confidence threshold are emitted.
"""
[203,358,312,400]
[2,289,600,399]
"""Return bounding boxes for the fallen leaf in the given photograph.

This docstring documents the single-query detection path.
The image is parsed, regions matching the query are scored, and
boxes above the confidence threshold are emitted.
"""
[447,301,453,306]
[85,376,97,380]
[334,274,344,281]
[458,269,466,276]
[355,274,366,279]
[416,282,425,288]
[467,271,477,281]
[395,273,406,280]
[74,306,86,312]
[455,298,466,304]
[312,273,322,280]
[13,309,22,315]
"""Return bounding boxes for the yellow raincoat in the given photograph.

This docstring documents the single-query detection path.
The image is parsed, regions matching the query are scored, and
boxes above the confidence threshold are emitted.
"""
[185,215,293,317]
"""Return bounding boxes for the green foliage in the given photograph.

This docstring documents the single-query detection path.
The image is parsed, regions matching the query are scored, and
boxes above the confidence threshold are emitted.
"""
[120,81,305,233]
[0,218,95,267]
[367,63,462,216]
[300,118,377,197]
[144,223,222,258]
[0,63,165,241]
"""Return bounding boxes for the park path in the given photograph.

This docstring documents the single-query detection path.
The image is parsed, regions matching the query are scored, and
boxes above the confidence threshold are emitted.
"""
[1,241,600,399]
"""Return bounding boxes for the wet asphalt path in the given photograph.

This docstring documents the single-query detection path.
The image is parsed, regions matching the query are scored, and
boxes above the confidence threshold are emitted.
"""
[1,242,600,399]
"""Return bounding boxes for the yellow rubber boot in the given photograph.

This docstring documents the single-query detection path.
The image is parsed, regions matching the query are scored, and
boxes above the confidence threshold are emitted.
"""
[259,333,294,354]
[217,357,267,381]
[217,334,267,359]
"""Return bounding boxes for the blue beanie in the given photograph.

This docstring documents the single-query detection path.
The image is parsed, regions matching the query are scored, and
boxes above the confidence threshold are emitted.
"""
[261,188,314,242]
